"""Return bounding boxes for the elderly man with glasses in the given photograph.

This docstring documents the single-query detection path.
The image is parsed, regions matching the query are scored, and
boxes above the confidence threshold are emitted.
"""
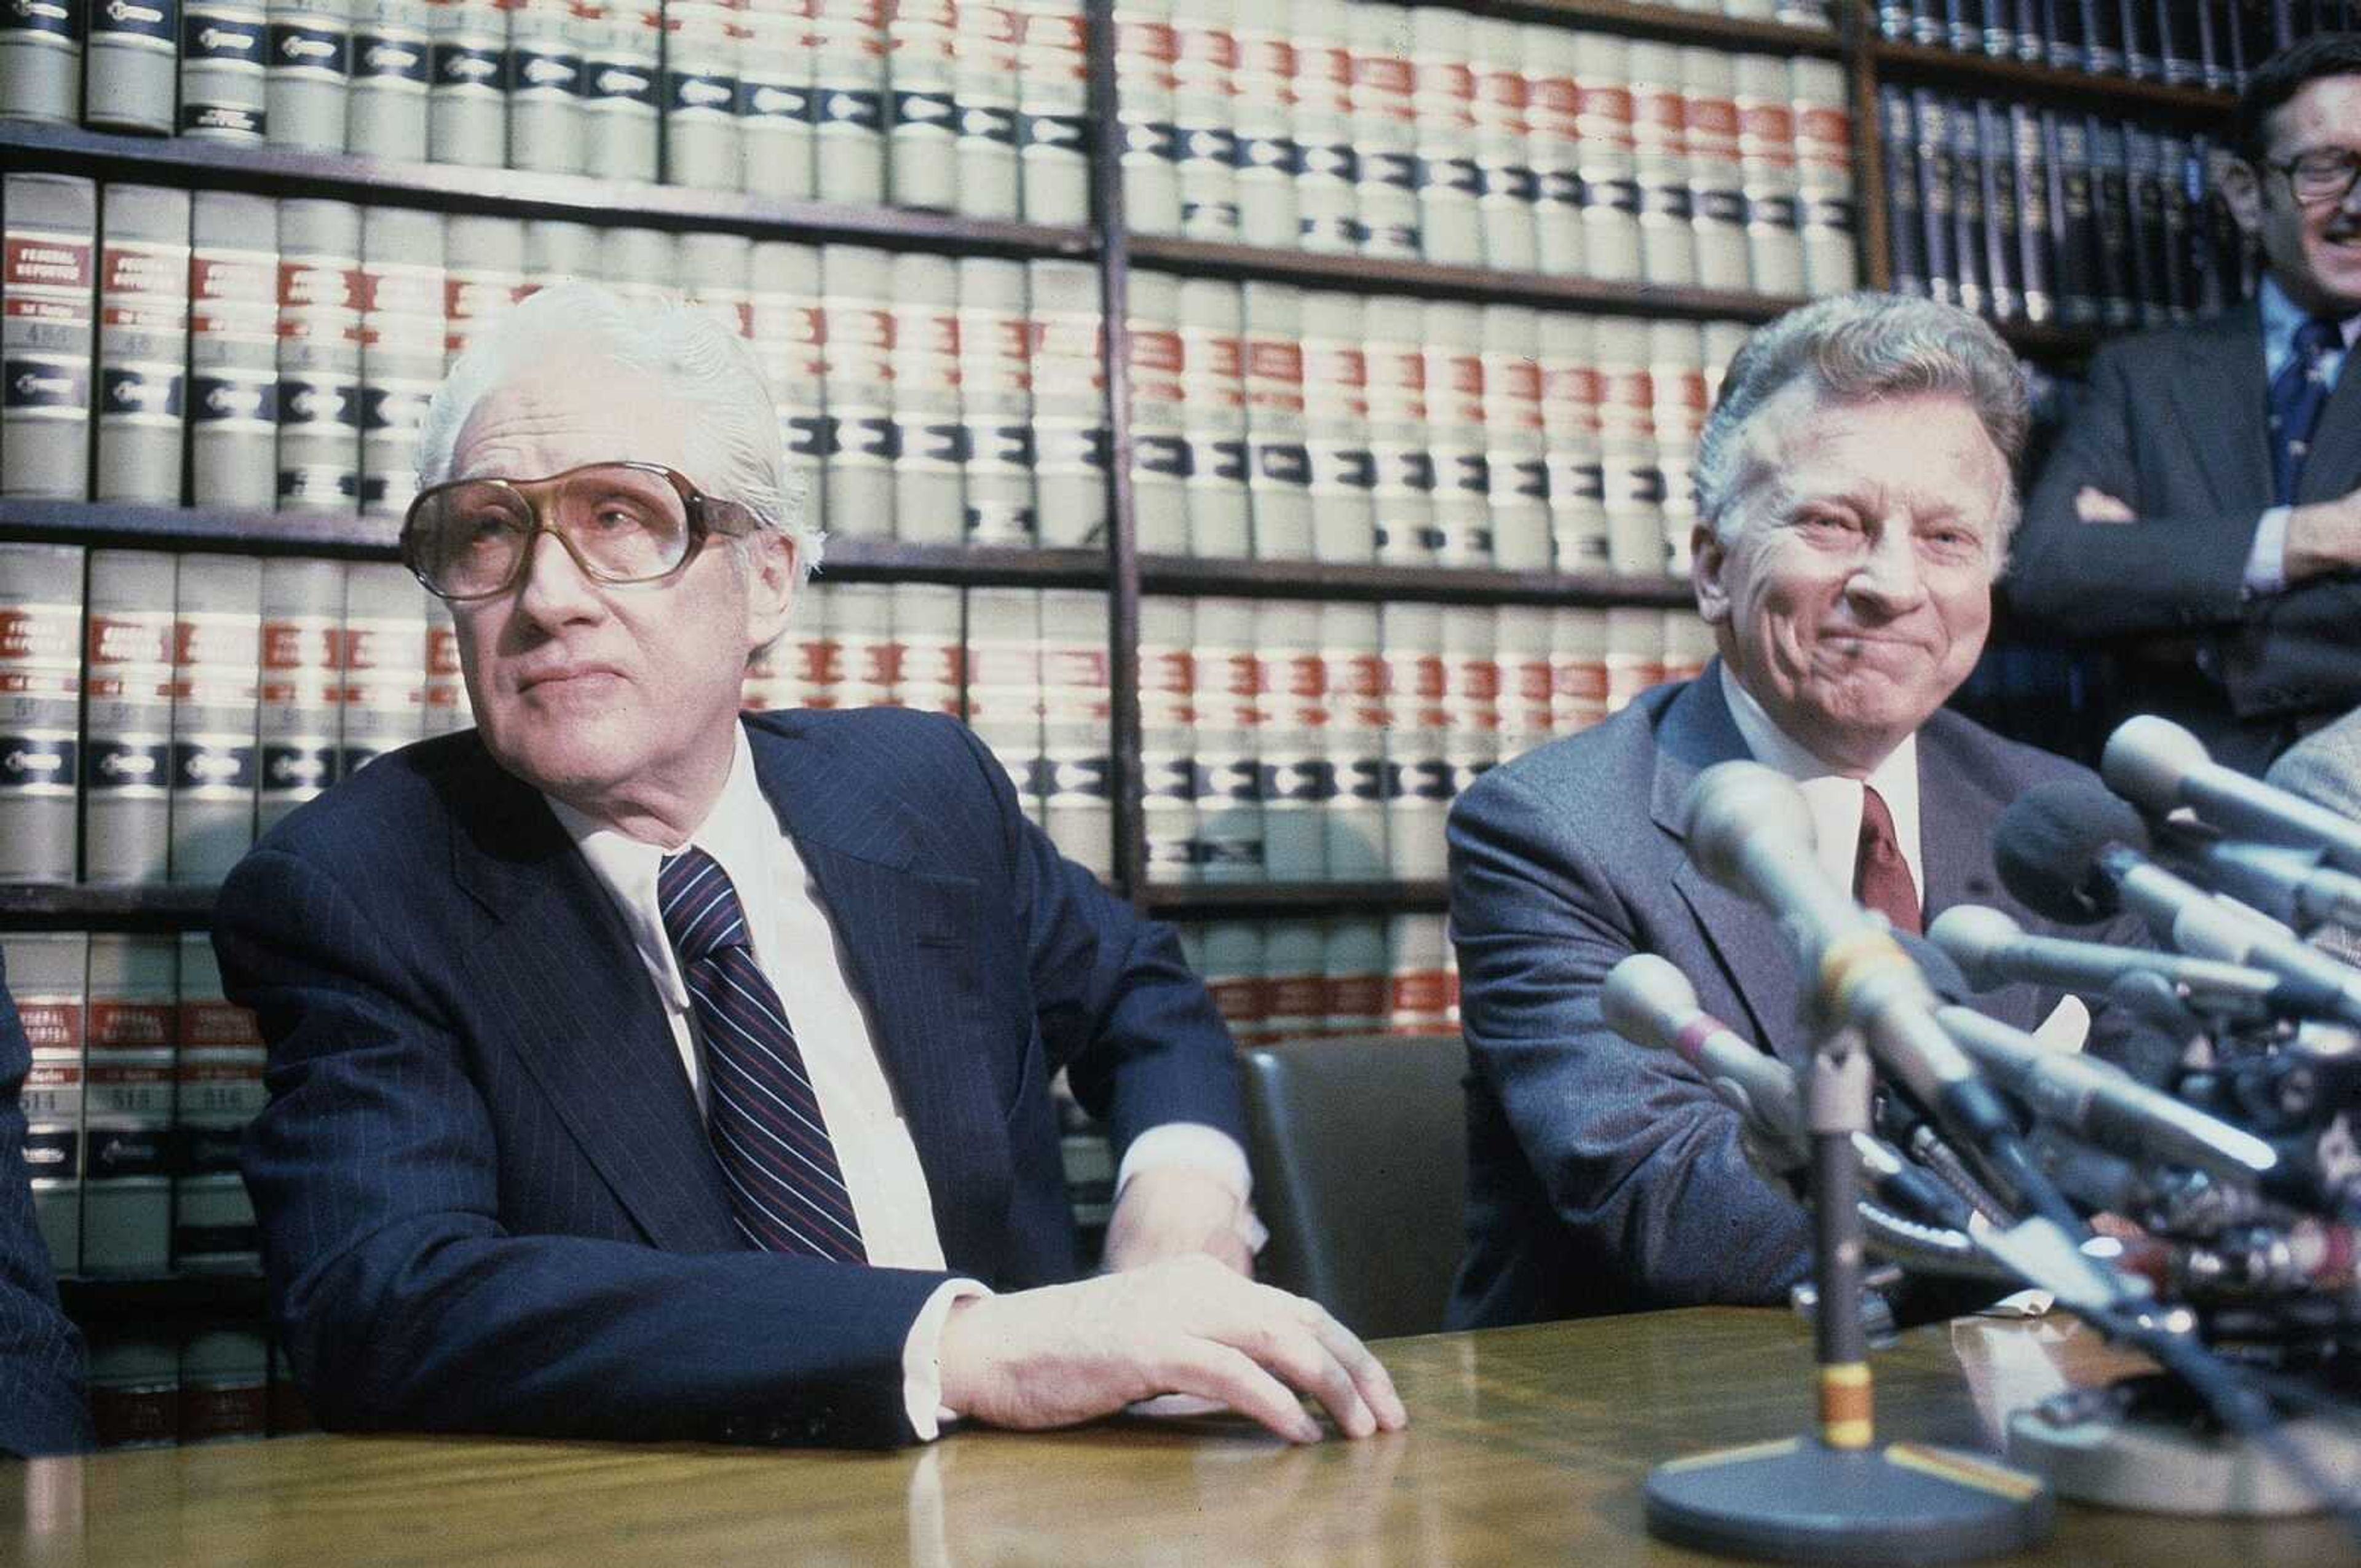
[2011,33,2361,774]
[212,281,1404,1449]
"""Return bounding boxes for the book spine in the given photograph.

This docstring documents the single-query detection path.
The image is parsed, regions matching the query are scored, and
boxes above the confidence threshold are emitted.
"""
[1318,599,1386,879]
[1409,10,1481,270]
[580,1,662,181]
[168,554,262,885]
[2156,132,2195,321]
[358,204,446,518]
[820,243,898,539]
[181,0,270,140]
[2089,117,2136,328]
[1199,921,1267,1042]
[751,239,828,535]
[1735,55,1805,299]
[1348,6,1421,261]
[1014,0,1090,227]
[2121,0,2159,78]
[1680,48,1748,296]
[337,561,425,778]
[951,0,1022,219]
[81,935,176,1278]
[1113,0,1182,236]
[1380,599,1446,880]
[1177,277,1249,559]
[1789,59,1856,294]
[887,581,958,715]
[508,0,588,174]
[348,0,433,159]
[1440,604,1499,819]
[1538,312,1609,574]
[599,225,676,314]
[1881,85,1928,298]
[1168,0,1240,242]
[1911,89,1960,308]
[83,550,178,885]
[0,0,83,122]
[1494,604,1554,765]
[1628,43,1696,288]
[2011,103,2054,324]
[1039,588,1113,880]
[422,596,464,732]
[1260,924,1326,1042]
[1523,26,1586,280]
[427,0,508,167]
[887,0,959,211]
[1300,288,1374,564]
[1948,94,1988,318]
[888,250,964,546]
[1361,297,1433,566]
[1977,100,2023,322]
[8,931,85,1275]
[88,0,180,131]
[257,557,344,832]
[1322,918,1388,1033]
[1287,0,1358,254]
[740,0,816,203]
[1025,258,1107,550]
[1574,33,1642,284]
[1228,0,1299,252]
[1192,594,1264,881]
[663,0,745,188]
[2,174,96,502]
[87,1330,181,1448]
[95,185,192,506]
[1552,604,1608,735]
[1125,270,1189,555]
[1594,318,1664,577]
[1469,17,1540,276]
[960,586,1044,824]
[1481,304,1549,572]
[957,255,1036,547]
[1605,605,1664,716]
[179,1328,269,1440]
[1256,599,1326,881]
[174,934,266,1274]
[1241,282,1311,561]
[0,542,81,882]
[1135,595,1198,882]
[1647,320,1707,578]
[265,0,355,150]
[442,211,524,366]
[275,198,365,513]
[190,194,281,510]
[2083,0,2127,72]
[828,581,893,707]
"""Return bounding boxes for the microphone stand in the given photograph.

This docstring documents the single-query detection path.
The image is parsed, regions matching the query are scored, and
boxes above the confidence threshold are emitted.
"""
[1644,1020,2057,1563]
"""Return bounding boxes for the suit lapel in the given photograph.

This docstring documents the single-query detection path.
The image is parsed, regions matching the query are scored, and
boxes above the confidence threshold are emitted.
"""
[2168,304,2271,515]
[748,722,1011,1276]
[2297,331,2361,503]
[445,749,740,1253]
[1650,671,1808,1061]
[1915,719,2006,918]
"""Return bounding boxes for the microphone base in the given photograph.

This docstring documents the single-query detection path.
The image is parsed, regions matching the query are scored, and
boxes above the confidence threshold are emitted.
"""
[1643,1435,2053,1564]
[2008,1373,2361,1518]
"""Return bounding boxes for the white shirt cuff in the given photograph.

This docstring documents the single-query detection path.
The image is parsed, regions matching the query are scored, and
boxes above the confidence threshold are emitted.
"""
[2244,506,2292,597]
[1114,1122,1268,1255]
[904,1277,991,1441]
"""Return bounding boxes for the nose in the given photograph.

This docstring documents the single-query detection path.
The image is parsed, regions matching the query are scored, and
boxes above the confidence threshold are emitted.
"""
[1844,524,1928,615]
[512,524,606,626]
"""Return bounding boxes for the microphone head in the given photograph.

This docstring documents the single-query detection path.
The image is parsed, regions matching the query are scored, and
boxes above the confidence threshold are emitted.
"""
[1601,953,1698,1050]
[1924,904,2025,992]
[1892,929,1974,1004]
[1993,779,2153,926]
[1681,761,1817,892]
[2101,714,2212,814]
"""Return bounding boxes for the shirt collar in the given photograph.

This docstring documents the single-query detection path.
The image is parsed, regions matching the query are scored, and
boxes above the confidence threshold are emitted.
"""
[2261,274,2361,360]
[1717,664,1922,895]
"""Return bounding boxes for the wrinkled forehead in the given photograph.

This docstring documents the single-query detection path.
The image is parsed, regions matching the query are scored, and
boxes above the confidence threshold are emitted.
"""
[1734,383,2007,511]
[451,355,706,486]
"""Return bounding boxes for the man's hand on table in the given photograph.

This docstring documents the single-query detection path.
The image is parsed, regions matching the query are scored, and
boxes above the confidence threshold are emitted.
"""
[936,1254,1409,1444]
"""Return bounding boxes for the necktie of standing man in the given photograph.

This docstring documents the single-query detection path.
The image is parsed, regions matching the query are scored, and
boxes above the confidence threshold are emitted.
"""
[2269,317,2344,506]
[1854,785,1920,937]
[658,845,868,1263]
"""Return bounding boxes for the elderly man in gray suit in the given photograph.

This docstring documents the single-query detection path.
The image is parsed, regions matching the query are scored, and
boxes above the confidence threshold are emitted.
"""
[1447,293,2141,1330]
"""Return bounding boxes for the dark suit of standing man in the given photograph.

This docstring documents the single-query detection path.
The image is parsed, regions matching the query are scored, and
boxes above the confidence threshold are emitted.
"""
[214,282,1402,1449]
[1,948,92,1456]
[2011,35,2361,775]
[1447,294,2146,1330]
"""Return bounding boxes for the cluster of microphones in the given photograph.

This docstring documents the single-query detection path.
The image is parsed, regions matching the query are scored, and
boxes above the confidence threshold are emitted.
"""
[1605,714,2360,1507]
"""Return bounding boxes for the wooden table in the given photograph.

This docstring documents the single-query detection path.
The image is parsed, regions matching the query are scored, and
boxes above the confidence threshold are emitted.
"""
[4,1308,2349,1566]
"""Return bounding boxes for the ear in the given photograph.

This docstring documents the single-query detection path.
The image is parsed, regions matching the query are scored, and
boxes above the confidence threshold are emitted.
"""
[2218,154,2264,237]
[740,530,799,655]
[1691,521,1731,626]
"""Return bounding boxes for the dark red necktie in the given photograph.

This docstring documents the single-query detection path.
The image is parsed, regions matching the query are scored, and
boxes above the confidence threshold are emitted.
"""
[1854,785,1921,937]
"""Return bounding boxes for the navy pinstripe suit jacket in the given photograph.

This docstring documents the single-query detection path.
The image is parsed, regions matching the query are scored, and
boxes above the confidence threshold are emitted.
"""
[1,949,92,1456]
[214,706,1243,1448]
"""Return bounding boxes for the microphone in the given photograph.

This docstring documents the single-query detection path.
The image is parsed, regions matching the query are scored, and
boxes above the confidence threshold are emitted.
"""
[1992,780,2361,1028]
[2103,714,2361,874]
[1683,762,2084,1234]
[1926,904,2288,1020]
[1934,1004,2280,1185]
[2153,822,2361,936]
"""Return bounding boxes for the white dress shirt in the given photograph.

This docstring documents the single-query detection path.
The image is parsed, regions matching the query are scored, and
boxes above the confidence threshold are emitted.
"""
[549,720,1252,1437]
[1719,665,1925,915]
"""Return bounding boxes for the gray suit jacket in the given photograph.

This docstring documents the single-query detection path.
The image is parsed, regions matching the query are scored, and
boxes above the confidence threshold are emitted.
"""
[2010,303,2361,773]
[1445,669,2140,1330]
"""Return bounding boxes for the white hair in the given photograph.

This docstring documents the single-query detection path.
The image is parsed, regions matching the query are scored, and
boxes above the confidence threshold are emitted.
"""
[414,278,823,578]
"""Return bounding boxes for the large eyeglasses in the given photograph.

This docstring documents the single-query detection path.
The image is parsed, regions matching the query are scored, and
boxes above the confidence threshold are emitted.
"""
[2266,146,2361,206]
[400,462,761,601]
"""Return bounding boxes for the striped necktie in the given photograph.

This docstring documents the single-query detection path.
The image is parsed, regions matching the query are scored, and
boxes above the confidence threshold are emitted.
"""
[2269,316,2343,506]
[658,845,867,1263]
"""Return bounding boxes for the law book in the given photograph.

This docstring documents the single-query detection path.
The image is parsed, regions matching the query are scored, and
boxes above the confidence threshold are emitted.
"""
[888,250,963,545]
[1,173,93,501]
[1015,0,1089,227]
[1593,317,1664,578]
[180,1328,269,1441]
[1192,594,1264,881]
[1409,9,1481,270]
[180,0,270,140]
[347,0,433,158]
[1259,924,1325,1043]
[1385,913,1453,1036]
[1024,259,1106,549]
[1789,58,1856,294]
[1252,602,1322,883]
[954,256,1032,546]
[1947,95,1988,318]
[2157,132,2196,321]
[358,205,445,518]
[87,1331,181,1448]
[1135,594,1198,882]
[1551,604,1608,736]
[95,185,191,507]
[2126,123,2171,325]
[505,0,585,174]
[275,198,365,511]
[768,575,834,711]
[1537,311,1609,575]
[1479,304,1548,572]
[1321,919,1387,1034]
[1299,288,1373,565]
[1287,0,1358,254]
[1241,282,1311,562]
[1910,89,1960,308]
[1905,0,1943,43]
[2157,0,2206,87]
[80,934,174,1278]
[2043,0,2086,72]
[2119,0,2160,78]
[1112,0,1181,237]
[82,550,176,885]
[1177,277,1249,559]
[1702,320,1750,412]
[818,243,896,539]
[257,556,342,833]
[427,0,507,166]
[2009,0,2046,61]
[1975,99,2022,323]
[189,193,279,509]
[1317,598,1385,880]
[751,239,828,535]
[891,581,961,717]
[0,0,81,122]
[1379,599,1445,880]
[1663,610,1716,690]
[2044,111,2100,326]
[1347,5,1420,261]
[2087,117,2136,329]
[600,224,677,315]
[1493,604,1553,766]
[1523,25,1584,280]
[951,0,1022,220]
[828,581,892,707]
[1626,43,1695,288]
[1574,31,1642,285]
[1125,270,1188,555]
[1198,922,1267,1042]
[1734,54,1805,299]
[811,0,889,202]
[1604,604,1664,717]
[1880,85,1928,299]
[1362,295,1434,567]
[740,0,815,202]
[885,0,957,211]
[85,0,178,130]
[1980,0,2017,54]
[1167,0,1240,242]
[168,554,261,886]
[663,0,743,188]
[1038,588,1113,880]
[422,596,464,732]
[337,560,425,781]
[441,211,523,367]
[6,931,81,1280]
[1228,0,1298,252]
[960,585,1044,824]
[1439,603,1499,820]
[2010,103,2054,324]
[1945,0,1984,52]
[2080,0,2126,74]
[1647,320,1707,578]
[174,934,265,1275]
[1680,47,1749,294]
[0,540,81,882]
[264,0,353,150]
[580,0,662,181]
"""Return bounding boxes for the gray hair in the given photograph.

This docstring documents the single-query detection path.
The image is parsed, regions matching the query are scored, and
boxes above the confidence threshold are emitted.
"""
[1693,293,2028,556]
[414,278,823,578]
